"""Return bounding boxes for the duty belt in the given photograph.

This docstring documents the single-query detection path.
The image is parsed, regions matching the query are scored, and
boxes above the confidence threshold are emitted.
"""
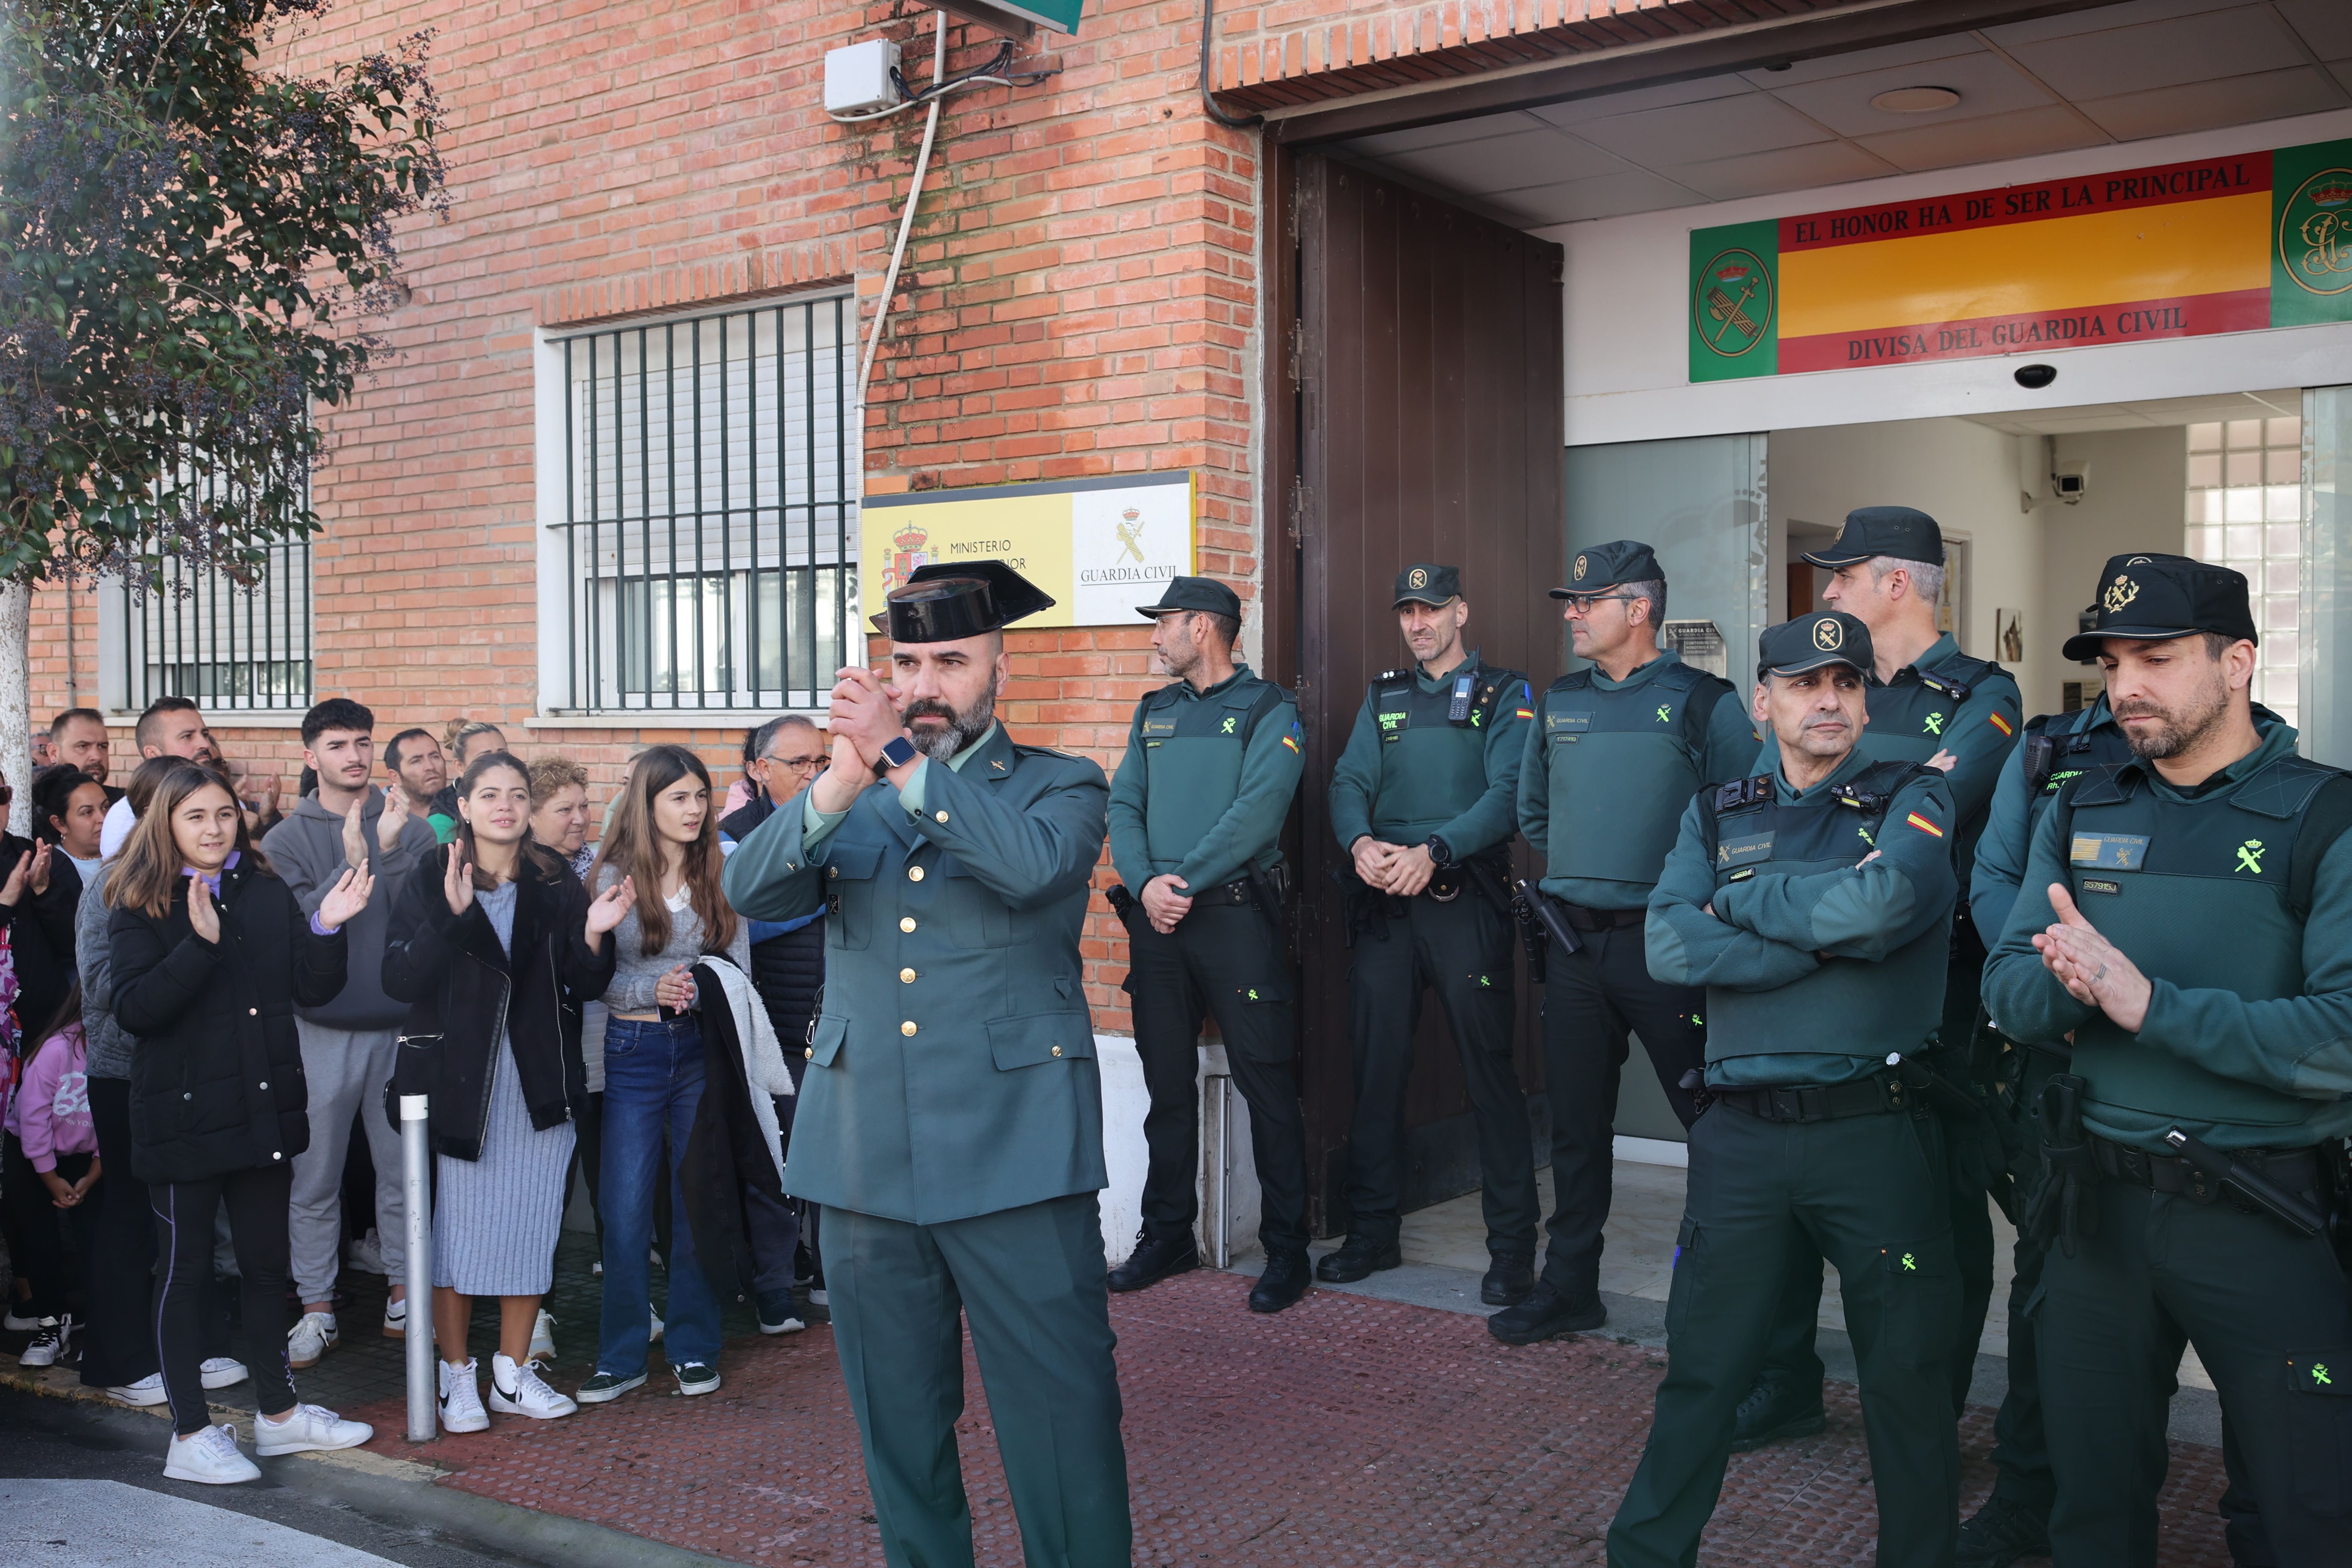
[1556,900,1645,934]
[1190,879,1258,908]
[2090,1133,2321,1207]
[1712,1071,1914,1124]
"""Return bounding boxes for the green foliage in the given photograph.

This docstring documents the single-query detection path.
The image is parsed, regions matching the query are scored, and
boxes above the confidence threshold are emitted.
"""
[0,0,445,588]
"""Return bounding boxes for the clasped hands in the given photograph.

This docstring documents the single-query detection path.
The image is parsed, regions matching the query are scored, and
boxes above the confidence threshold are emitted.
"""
[810,666,918,815]
[1352,837,1437,898]
[2030,881,2150,1032]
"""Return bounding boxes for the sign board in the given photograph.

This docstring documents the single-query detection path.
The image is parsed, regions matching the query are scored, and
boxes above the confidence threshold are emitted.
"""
[861,473,1195,628]
[1690,137,2352,381]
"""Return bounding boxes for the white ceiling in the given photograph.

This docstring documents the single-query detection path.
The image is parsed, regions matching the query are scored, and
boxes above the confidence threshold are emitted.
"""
[1959,387,2302,435]
[1334,0,2352,227]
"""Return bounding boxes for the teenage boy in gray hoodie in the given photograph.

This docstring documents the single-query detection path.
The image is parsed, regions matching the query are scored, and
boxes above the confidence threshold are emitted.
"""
[263,698,439,1361]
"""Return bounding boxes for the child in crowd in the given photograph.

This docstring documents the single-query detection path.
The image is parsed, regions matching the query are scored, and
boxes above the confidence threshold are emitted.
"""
[6,985,98,1366]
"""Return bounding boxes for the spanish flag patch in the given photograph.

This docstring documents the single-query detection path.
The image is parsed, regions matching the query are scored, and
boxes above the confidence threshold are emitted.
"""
[1988,712,2014,737]
[1281,735,1300,754]
[1906,812,1944,838]
[1514,708,1534,720]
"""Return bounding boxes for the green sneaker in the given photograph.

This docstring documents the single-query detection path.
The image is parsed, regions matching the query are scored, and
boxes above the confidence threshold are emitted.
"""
[574,1370,646,1405]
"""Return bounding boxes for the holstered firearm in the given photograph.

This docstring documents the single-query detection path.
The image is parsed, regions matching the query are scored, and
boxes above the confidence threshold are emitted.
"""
[1511,876,1581,958]
[1896,1046,2014,1222]
[2029,1073,2101,1258]
[1104,881,1138,928]
[1677,1067,1716,1118]
[2163,1127,2327,1239]
[1243,859,1294,964]
[1506,882,1549,983]
[1329,864,1384,950]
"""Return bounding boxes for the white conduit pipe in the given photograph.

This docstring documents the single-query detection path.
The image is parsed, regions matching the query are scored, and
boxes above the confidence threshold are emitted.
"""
[854,9,949,419]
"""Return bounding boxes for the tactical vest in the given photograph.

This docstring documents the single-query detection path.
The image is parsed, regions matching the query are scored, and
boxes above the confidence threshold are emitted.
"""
[1697,760,1951,1070]
[1364,659,1526,841]
[2051,756,2352,1135]
[1131,676,1292,869]
[1860,649,2008,879]
[1537,658,1735,890]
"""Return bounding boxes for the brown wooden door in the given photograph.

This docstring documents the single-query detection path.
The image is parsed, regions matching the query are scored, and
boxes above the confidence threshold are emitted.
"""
[1269,151,1565,1235]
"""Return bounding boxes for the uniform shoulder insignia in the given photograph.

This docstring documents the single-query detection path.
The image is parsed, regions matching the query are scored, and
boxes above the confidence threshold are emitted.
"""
[1011,742,1076,760]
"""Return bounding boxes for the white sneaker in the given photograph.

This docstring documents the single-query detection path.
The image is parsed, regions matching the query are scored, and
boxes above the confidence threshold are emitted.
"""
[254,1402,373,1457]
[808,1286,828,1307]
[527,1309,557,1363]
[382,1295,409,1340]
[487,1353,576,1419]
[3,1305,39,1332]
[345,1231,385,1275]
[438,1357,489,1433]
[648,1307,664,1344]
[108,1373,168,1406]
[199,1357,248,1389]
[164,1424,261,1485]
[18,1316,70,1367]
[286,1311,339,1369]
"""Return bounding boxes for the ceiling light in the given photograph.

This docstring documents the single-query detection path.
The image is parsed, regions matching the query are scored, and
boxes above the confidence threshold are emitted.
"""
[1870,86,1961,114]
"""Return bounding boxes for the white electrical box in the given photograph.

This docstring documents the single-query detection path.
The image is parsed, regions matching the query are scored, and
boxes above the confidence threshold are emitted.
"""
[825,39,901,116]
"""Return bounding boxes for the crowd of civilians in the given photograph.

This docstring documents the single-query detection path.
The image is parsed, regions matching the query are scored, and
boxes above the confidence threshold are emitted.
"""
[0,696,832,1481]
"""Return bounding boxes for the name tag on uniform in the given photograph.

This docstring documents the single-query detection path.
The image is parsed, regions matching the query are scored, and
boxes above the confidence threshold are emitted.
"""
[1547,710,1592,737]
[2068,833,2148,871]
[1716,831,1774,867]
[2079,878,2121,895]
[1378,710,1409,740]
[1141,718,1177,738]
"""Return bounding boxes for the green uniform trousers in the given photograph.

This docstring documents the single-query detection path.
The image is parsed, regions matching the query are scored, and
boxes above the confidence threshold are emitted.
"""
[1608,1102,1961,1568]
[1343,888,1537,1254]
[2040,1177,2352,1567]
[820,1194,1131,1568]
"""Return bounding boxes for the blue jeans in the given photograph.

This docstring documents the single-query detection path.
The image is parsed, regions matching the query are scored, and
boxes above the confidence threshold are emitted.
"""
[597,1014,723,1376]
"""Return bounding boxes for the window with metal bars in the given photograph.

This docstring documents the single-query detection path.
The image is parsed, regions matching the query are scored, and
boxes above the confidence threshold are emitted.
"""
[114,472,316,714]
[554,294,859,713]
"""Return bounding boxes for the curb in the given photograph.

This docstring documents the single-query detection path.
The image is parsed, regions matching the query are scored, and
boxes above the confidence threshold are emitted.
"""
[1,1361,740,1568]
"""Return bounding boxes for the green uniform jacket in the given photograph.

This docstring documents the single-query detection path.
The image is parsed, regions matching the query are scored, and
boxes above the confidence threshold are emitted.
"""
[1517,649,1757,911]
[1647,750,1957,1087]
[720,726,1112,1225]
[1328,657,1530,855]
[1982,722,2352,1153]
[1106,665,1302,893]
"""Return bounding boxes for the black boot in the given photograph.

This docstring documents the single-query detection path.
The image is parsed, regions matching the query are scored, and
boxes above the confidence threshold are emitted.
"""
[1487,1280,1606,1344]
[1728,1375,1826,1452]
[1314,1235,1403,1283]
[1248,1251,1311,1314]
[1107,1229,1199,1292]
[1481,1252,1535,1307]
[1955,1494,2052,1568]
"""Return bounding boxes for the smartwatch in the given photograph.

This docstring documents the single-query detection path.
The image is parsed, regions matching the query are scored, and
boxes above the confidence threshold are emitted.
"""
[877,735,920,772]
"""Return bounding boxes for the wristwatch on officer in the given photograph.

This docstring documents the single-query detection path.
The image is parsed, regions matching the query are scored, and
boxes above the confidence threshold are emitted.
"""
[1424,834,1454,867]
[876,735,919,773]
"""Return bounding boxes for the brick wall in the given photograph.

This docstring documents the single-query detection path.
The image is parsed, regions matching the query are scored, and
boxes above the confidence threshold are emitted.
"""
[29,0,1270,1033]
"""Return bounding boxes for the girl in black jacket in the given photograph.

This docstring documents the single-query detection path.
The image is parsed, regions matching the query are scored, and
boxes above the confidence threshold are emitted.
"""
[107,762,378,1485]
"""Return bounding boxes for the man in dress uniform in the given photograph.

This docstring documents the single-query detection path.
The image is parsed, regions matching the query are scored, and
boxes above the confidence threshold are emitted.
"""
[722,561,1127,1568]
[1103,576,1312,1312]
[1608,609,1962,1568]
[1493,540,1755,1345]
[1739,505,2023,1451]
[1322,564,1539,1303]
[1983,555,2352,1566]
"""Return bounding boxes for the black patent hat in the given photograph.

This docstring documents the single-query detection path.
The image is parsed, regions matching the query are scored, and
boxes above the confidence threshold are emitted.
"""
[1758,610,1874,678]
[870,560,1056,642]
[1802,505,1945,570]
[2061,553,2257,662]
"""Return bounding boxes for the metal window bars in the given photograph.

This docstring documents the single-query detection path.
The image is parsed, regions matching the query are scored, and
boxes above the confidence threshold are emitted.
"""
[556,295,860,713]
[119,469,316,714]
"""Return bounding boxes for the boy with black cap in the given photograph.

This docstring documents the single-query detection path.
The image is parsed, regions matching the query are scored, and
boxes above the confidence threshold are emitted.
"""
[1493,540,1755,1345]
[1984,555,2352,1566]
[722,560,1130,1568]
[1323,564,1539,1302]
[1103,575,1312,1313]
[1609,609,1961,1568]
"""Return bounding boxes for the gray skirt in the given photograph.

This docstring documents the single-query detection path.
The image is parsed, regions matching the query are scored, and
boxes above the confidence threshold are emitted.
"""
[433,1038,576,1296]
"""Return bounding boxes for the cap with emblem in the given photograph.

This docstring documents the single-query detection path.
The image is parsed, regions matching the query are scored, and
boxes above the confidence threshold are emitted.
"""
[1550,539,1664,600]
[1758,610,1874,679]
[871,560,1057,642]
[1801,505,1945,570]
[2061,552,2257,662]
[1135,575,1243,621]
[1393,564,1462,607]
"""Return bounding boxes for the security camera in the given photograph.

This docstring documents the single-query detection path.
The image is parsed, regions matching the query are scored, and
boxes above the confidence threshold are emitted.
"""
[2052,466,2087,505]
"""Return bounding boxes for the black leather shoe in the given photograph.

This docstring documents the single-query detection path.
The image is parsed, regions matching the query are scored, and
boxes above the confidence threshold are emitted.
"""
[1313,1236,1403,1283]
[1728,1376,1827,1452]
[1107,1230,1198,1292]
[1248,1251,1311,1313]
[1481,1253,1535,1306]
[1486,1280,1606,1344]
[1955,1494,2052,1568]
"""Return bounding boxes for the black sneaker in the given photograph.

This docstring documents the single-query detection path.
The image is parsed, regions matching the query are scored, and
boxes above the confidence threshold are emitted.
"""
[1247,1251,1311,1314]
[1728,1376,1826,1452]
[674,1362,722,1396]
[1314,1236,1403,1283]
[1956,1494,2052,1568]
[755,1290,805,1335]
[1481,1253,1535,1307]
[574,1369,646,1405]
[1487,1280,1606,1344]
[1107,1229,1199,1293]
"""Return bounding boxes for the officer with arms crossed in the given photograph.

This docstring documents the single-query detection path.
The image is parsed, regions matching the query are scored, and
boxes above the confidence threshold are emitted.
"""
[1323,564,1538,1304]
[1493,541,1754,1345]
[1609,609,1962,1568]
[1740,505,2021,1451]
[1982,556,2352,1567]
[1103,576,1312,1314]
[722,562,1129,1568]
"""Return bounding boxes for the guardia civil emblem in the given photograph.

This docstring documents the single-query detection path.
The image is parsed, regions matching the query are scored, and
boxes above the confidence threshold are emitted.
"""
[1813,617,1843,651]
[1572,554,1588,582]
[2281,167,2352,297]
[2103,574,2140,615]
[1409,567,1429,590]
[1693,247,1774,358]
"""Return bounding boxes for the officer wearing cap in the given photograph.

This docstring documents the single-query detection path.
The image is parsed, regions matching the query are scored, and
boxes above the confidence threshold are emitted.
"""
[1984,556,2352,1565]
[722,560,1129,1568]
[1739,504,2023,1454]
[1103,576,1312,1314]
[1491,540,1755,1347]
[1609,610,1961,1568]
[1323,564,1539,1300]
[1957,551,2280,1568]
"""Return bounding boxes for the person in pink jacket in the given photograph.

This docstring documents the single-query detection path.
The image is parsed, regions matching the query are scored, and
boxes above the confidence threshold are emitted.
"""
[5,984,98,1367]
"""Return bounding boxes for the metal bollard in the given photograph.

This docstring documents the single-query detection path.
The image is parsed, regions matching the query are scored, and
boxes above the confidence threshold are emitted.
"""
[401,1094,435,1443]
[1205,1073,1233,1270]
